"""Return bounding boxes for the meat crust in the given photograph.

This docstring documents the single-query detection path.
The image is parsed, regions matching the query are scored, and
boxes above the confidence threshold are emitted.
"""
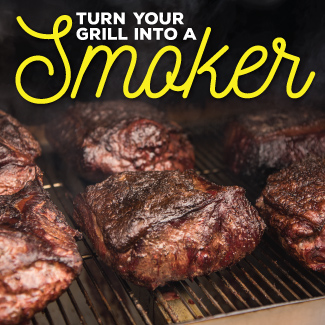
[225,109,325,175]
[74,170,265,289]
[0,173,82,324]
[256,157,325,271]
[46,100,195,182]
[0,110,41,195]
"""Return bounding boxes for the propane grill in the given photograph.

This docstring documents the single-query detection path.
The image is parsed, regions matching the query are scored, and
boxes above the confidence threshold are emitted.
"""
[28,124,325,325]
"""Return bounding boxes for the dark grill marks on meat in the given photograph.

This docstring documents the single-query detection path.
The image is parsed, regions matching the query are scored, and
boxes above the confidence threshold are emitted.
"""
[46,100,195,182]
[225,109,325,175]
[256,157,325,272]
[74,170,265,289]
[0,110,41,195]
[0,173,82,324]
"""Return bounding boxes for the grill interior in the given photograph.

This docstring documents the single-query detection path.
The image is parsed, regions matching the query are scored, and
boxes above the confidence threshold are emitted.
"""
[28,124,325,325]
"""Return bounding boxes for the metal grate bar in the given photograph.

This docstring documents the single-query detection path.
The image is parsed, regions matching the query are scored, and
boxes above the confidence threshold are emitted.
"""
[235,261,275,304]
[57,291,84,325]
[80,243,145,325]
[217,272,251,309]
[194,155,213,175]
[82,254,93,260]
[183,279,222,316]
[227,268,263,306]
[243,256,289,302]
[33,310,50,325]
[194,149,221,173]
[66,288,87,324]
[263,235,325,288]
[172,286,201,320]
[84,252,138,324]
[194,278,225,313]
[44,308,54,325]
[56,299,71,325]
[81,261,119,325]
[195,145,224,170]
[205,275,238,311]
[248,254,301,300]
[180,281,212,316]
[261,241,325,295]
[90,261,147,325]
[122,285,153,325]
[156,290,179,323]
[75,277,103,324]
[257,246,313,298]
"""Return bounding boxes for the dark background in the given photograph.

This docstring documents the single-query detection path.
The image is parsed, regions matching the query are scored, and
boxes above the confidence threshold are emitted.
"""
[0,0,324,125]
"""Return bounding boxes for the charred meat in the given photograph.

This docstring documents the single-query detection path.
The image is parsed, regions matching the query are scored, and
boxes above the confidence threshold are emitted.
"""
[0,110,41,195]
[256,157,325,272]
[225,109,325,175]
[74,170,265,289]
[46,101,195,182]
[0,172,82,324]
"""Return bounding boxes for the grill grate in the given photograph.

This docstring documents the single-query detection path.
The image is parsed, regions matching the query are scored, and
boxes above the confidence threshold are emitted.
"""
[28,125,325,324]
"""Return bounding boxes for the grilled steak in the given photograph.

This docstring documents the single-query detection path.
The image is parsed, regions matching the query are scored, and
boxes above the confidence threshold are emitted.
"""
[46,101,195,182]
[225,109,325,175]
[0,172,82,324]
[74,170,265,289]
[256,157,325,272]
[0,110,41,195]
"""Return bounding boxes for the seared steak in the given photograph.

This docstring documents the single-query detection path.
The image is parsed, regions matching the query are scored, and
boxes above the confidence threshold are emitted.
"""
[0,172,82,324]
[256,157,325,272]
[225,109,325,175]
[46,101,195,182]
[74,170,265,289]
[0,110,41,195]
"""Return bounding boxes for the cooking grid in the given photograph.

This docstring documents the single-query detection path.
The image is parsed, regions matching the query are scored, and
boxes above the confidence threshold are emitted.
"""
[28,124,325,324]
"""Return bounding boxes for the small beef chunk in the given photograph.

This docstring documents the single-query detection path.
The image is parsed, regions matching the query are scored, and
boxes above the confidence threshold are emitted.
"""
[0,173,82,324]
[256,157,325,272]
[0,110,41,195]
[74,170,265,289]
[46,101,195,182]
[225,109,325,175]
